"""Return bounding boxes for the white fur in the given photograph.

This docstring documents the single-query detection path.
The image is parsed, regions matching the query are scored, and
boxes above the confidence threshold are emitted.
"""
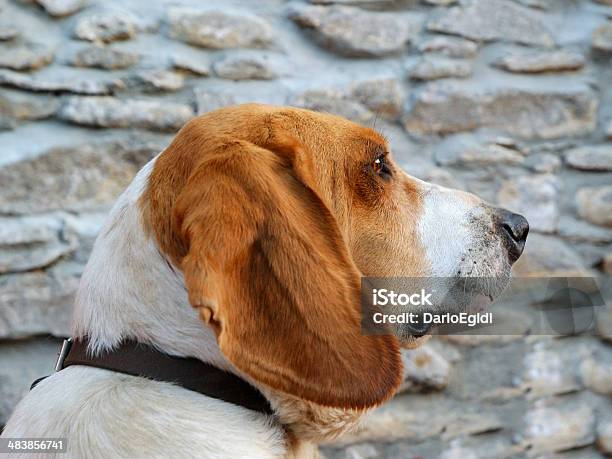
[418,180,510,282]
[418,183,475,278]
[3,367,285,459]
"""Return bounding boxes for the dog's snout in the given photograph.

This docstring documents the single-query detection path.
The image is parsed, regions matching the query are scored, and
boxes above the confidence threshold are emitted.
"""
[495,209,529,263]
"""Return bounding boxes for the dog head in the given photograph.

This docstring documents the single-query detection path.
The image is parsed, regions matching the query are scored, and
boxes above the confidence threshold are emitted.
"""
[142,104,528,410]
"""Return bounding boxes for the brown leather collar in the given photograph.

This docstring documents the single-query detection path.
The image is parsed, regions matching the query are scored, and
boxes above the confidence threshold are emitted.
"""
[32,337,273,416]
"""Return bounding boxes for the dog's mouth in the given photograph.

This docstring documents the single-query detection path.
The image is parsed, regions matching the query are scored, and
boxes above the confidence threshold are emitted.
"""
[403,315,433,338]
[399,331,433,349]
[403,295,494,340]
[392,277,510,347]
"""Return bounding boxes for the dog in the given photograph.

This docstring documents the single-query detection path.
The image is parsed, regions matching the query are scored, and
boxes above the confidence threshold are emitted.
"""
[2,104,528,458]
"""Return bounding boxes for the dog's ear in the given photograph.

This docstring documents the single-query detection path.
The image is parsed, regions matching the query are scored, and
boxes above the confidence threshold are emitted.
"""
[173,137,401,410]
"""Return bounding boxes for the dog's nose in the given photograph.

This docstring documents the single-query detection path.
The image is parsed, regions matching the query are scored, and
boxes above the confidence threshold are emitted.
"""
[495,209,529,263]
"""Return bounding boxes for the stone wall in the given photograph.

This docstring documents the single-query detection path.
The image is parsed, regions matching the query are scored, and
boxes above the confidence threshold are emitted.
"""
[0,0,611,456]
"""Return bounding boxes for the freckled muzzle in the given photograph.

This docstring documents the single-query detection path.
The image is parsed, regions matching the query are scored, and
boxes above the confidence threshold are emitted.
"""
[364,206,530,342]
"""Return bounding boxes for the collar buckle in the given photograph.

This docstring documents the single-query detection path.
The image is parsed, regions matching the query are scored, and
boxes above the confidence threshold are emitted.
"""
[54,338,73,372]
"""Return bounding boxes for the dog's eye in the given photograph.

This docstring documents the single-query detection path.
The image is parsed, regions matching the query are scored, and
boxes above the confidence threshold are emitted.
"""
[372,155,392,179]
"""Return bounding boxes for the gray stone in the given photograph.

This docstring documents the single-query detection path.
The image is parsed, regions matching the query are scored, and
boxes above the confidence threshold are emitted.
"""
[440,308,530,347]
[439,442,478,459]
[497,174,560,233]
[0,116,12,130]
[420,167,464,189]
[604,253,612,275]
[523,153,561,173]
[309,0,400,3]
[328,397,504,448]
[593,23,612,53]
[0,215,77,274]
[0,89,60,126]
[290,79,403,123]
[62,212,107,264]
[577,186,612,228]
[321,443,380,459]
[440,412,504,439]
[399,345,451,393]
[424,0,458,5]
[598,420,612,455]
[0,116,11,131]
[495,50,585,73]
[350,78,404,119]
[480,385,526,403]
[0,266,78,339]
[523,403,595,454]
[513,233,588,276]
[0,339,63,425]
[74,9,138,43]
[36,0,85,17]
[440,334,521,347]
[522,345,579,398]
[0,143,157,214]
[492,136,518,148]
[427,0,554,47]
[522,139,579,155]
[597,305,612,344]
[0,41,54,71]
[514,0,554,9]
[581,354,612,395]
[62,213,107,241]
[445,437,518,459]
[59,96,193,131]
[418,36,478,58]
[410,57,472,81]
[290,88,373,123]
[289,5,422,57]
[70,45,139,70]
[194,89,236,115]
[213,54,278,81]
[464,438,519,459]
[436,142,523,167]
[330,395,447,445]
[565,145,612,171]
[168,8,273,49]
[577,244,607,268]
[0,69,122,95]
[403,82,597,139]
[0,26,18,41]
[558,216,612,243]
[172,55,210,76]
[137,70,185,92]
